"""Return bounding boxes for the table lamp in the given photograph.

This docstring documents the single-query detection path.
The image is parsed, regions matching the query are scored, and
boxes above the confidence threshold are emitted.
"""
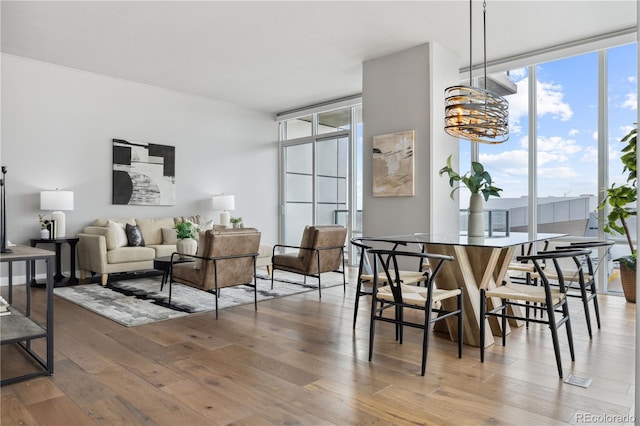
[212,194,235,228]
[40,190,74,238]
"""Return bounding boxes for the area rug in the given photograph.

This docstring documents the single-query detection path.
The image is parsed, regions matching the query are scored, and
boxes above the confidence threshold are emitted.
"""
[54,272,346,327]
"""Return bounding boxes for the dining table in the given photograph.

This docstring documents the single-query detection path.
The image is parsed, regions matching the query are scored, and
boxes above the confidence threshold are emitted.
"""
[361,232,567,347]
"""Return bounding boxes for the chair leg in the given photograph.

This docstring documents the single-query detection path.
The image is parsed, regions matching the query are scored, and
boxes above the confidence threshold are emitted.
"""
[368,297,377,363]
[563,300,575,362]
[592,285,601,330]
[353,280,363,329]
[215,286,219,320]
[253,276,258,312]
[546,302,564,378]
[421,301,434,376]
[579,283,593,339]
[318,275,322,299]
[480,289,486,362]
[398,306,404,344]
[501,299,507,347]
[457,290,464,358]
[342,254,347,293]
[271,270,275,290]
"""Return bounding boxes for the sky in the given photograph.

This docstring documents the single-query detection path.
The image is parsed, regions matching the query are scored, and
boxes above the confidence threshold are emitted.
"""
[458,42,638,201]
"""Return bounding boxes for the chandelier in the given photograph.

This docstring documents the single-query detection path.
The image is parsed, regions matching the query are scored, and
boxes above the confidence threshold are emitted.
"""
[445,0,509,144]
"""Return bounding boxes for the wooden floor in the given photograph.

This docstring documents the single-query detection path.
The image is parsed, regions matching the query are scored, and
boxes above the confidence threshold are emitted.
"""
[1,268,636,425]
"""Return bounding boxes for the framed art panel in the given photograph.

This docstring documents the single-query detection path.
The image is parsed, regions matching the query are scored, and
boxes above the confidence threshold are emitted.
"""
[372,130,415,197]
[112,139,176,206]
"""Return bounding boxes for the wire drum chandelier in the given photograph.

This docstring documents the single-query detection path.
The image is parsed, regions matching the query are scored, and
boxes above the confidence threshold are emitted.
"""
[445,0,509,144]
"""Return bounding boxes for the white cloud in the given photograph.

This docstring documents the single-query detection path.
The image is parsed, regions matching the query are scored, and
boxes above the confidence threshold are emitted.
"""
[537,135,582,157]
[628,76,636,83]
[538,150,568,165]
[581,146,598,163]
[509,68,527,80]
[479,150,528,176]
[505,78,529,135]
[619,124,635,139]
[622,93,637,110]
[505,77,574,135]
[537,81,573,121]
[568,129,579,136]
[537,167,579,178]
[592,131,598,141]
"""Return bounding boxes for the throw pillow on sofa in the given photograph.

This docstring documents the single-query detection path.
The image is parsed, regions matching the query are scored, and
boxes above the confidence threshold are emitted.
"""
[161,227,178,245]
[126,223,146,247]
[107,219,128,249]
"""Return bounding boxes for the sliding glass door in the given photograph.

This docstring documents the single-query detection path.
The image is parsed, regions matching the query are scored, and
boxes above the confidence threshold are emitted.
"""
[279,104,361,261]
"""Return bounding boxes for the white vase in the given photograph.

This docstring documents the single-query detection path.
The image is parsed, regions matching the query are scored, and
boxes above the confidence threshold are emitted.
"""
[176,238,197,258]
[468,193,485,237]
[40,228,50,239]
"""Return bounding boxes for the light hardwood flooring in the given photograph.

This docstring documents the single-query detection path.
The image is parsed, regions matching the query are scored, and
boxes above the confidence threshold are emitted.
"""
[1,268,636,425]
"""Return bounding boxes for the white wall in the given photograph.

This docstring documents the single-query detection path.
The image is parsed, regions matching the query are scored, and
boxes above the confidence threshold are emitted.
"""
[362,42,459,237]
[1,54,279,278]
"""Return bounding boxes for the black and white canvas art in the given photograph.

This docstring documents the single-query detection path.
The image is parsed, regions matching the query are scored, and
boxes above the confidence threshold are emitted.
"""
[112,139,176,206]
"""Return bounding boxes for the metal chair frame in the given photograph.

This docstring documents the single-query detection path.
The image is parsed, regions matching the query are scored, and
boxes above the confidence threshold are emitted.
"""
[480,248,591,378]
[368,248,463,376]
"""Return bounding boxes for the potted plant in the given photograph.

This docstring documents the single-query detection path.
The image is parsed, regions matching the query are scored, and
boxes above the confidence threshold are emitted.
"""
[599,125,637,303]
[230,217,243,228]
[175,222,199,257]
[38,214,50,239]
[439,154,502,237]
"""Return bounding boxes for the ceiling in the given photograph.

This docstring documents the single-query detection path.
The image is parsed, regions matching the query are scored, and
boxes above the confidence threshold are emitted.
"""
[1,1,636,115]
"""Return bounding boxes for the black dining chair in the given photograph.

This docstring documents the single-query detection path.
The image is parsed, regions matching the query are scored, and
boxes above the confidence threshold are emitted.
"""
[480,248,591,378]
[368,248,463,376]
[350,238,430,329]
[545,240,614,339]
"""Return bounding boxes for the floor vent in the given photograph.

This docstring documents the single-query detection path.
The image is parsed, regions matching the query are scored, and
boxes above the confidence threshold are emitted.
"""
[564,375,592,388]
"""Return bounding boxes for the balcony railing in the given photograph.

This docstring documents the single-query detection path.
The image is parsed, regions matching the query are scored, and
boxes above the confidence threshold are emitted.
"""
[459,209,510,237]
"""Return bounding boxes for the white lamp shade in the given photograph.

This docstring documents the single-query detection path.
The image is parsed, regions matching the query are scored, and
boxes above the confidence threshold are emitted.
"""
[212,194,235,211]
[40,191,74,211]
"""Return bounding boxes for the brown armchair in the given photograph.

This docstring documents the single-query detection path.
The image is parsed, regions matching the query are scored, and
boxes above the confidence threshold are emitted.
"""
[170,228,261,318]
[271,225,347,298]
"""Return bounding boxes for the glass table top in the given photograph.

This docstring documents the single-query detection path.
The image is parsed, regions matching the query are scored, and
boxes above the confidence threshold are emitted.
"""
[360,232,567,248]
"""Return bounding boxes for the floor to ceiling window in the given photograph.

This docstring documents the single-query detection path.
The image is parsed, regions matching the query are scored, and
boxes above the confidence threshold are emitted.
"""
[277,101,362,263]
[458,41,637,295]
[535,52,599,236]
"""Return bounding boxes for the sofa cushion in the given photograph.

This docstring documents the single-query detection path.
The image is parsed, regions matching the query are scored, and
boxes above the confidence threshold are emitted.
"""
[94,218,136,227]
[126,224,145,247]
[107,246,156,264]
[106,220,128,250]
[136,217,175,245]
[162,227,178,245]
[148,244,177,258]
[175,215,207,226]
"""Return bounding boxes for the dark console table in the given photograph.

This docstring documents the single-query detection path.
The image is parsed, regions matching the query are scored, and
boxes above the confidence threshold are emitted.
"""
[0,245,55,385]
[30,237,79,287]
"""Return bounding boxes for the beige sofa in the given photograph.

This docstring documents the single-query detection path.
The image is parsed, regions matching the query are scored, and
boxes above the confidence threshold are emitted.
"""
[78,216,271,285]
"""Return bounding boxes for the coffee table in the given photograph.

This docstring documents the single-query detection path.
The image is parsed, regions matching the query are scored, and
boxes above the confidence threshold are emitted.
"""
[153,255,195,291]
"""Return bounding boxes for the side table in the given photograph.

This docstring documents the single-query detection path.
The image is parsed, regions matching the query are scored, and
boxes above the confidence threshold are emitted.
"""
[30,237,79,287]
[0,245,55,385]
[154,255,195,291]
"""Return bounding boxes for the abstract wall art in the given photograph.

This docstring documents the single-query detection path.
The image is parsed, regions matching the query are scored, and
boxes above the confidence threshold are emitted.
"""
[372,130,415,197]
[112,139,176,206]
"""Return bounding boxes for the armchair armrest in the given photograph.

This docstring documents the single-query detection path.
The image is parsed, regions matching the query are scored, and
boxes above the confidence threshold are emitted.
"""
[272,243,345,254]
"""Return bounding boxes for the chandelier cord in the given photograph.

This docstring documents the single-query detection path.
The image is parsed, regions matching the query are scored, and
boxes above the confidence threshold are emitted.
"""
[469,0,473,86]
[483,0,487,90]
